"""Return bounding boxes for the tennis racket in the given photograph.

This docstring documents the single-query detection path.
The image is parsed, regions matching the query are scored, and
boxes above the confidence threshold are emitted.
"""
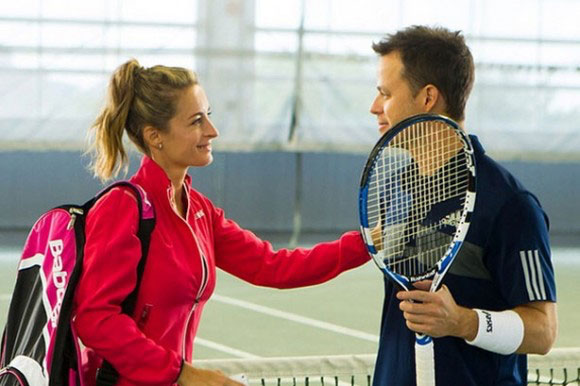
[358,114,476,386]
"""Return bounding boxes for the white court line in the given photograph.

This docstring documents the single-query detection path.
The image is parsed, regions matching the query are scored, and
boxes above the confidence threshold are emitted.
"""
[0,291,257,360]
[0,292,378,349]
[213,294,379,343]
[195,337,261,359]
[1,291,363,386]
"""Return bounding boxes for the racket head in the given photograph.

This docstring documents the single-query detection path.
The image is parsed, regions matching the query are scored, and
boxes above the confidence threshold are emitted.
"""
[358,114,476,290]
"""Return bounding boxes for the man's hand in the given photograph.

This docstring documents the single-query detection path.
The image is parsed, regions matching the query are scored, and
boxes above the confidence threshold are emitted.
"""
[397,281,558,354]
[396,280,478,340]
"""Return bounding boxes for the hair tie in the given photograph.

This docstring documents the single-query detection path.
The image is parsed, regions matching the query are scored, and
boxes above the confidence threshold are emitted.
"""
[133,65,146,78]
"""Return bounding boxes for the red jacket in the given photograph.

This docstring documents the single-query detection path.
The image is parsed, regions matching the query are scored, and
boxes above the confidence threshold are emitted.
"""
[73,156,369,385]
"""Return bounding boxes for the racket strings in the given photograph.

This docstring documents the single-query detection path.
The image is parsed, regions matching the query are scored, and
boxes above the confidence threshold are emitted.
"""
[366,162,469,217]
[367,122,470,277]
[369,137,469,182]
[388,233,452,270]
[368,154,469,205]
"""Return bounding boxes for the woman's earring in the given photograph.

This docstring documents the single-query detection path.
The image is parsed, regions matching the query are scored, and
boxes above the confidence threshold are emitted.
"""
[158,143,163,150]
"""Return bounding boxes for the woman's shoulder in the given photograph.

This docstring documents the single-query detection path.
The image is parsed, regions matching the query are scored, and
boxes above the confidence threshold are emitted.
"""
[88,185,141,221]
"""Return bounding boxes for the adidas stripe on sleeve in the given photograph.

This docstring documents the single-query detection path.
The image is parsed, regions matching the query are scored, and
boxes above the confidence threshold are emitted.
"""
[490,193,556,306]
[519,249,548,301]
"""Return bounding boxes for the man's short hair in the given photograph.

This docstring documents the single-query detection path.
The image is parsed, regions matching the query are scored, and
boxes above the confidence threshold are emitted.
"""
[372,25,475,121]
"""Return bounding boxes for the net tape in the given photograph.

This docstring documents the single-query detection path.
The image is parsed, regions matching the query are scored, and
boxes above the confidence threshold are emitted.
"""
[196,348,580,386]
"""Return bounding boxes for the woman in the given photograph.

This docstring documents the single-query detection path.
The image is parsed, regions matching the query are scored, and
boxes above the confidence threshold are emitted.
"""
[73,59,370,386]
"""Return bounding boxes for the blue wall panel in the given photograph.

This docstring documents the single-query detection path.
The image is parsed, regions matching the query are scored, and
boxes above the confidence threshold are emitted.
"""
[0,151,578,240]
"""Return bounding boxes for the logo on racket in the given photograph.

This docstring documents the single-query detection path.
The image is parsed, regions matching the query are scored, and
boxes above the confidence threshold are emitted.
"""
[440,210,462,227]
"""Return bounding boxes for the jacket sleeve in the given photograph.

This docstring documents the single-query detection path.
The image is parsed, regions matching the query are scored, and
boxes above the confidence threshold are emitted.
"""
[73,188,182,385]
[210,203,370,288]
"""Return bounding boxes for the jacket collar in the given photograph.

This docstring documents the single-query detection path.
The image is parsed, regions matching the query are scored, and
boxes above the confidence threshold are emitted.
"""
[132,156,192,199]
[468,134,485,156]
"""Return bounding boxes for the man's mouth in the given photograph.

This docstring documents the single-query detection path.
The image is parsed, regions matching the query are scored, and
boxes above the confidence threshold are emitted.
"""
[197,143,212,151]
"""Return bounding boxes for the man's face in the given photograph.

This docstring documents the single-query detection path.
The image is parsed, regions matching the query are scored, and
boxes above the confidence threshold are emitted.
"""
[370,51,426,136]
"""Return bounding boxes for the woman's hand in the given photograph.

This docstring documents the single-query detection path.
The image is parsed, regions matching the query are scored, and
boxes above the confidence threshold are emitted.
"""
[177,363,245,386]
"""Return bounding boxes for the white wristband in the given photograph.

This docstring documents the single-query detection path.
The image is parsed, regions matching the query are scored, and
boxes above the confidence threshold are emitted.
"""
[465,309,524,355]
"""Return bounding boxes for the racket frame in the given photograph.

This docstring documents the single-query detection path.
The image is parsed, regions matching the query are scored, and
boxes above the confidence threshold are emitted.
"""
[358,114,477,385]
[359,113,476,290]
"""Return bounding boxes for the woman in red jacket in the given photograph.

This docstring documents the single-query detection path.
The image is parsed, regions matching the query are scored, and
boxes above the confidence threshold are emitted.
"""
[73,59,370,386]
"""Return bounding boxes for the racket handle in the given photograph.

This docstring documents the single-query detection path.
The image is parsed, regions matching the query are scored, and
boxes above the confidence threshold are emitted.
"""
[415,335,435,386]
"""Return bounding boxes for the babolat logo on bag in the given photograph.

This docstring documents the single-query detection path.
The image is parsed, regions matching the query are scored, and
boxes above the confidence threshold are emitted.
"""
[0,182,155,386]
[48,239,68,328]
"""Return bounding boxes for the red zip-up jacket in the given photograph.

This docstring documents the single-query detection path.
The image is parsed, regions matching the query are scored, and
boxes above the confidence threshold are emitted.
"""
[73,156,370,385]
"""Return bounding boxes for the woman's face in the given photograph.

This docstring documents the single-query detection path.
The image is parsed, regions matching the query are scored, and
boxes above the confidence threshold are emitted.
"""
[157,85,219,170]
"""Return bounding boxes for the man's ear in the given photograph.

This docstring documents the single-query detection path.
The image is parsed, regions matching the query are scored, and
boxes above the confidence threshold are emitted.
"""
[421,84,441,112]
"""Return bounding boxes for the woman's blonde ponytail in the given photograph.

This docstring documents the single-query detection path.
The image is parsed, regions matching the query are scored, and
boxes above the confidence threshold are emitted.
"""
[89,59,140,181]
[88,59,197,181]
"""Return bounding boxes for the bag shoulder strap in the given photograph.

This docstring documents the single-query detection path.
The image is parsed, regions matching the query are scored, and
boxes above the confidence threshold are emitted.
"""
[93,181,155,314]
[89,181,156,386]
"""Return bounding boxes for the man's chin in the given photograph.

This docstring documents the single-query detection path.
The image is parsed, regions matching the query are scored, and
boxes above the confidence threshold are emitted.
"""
[378,125,390,135]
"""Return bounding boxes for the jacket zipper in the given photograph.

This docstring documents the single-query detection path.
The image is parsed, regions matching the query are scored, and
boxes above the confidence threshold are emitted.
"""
[169,187,210,359]
[182,301,198,358]
[179,225,210,358]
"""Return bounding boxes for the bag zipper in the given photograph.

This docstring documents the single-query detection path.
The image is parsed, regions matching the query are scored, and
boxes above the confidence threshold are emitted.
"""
[67,207,84,230]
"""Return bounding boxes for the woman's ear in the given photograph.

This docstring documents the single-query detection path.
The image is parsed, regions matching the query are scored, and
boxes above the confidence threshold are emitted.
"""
[143,125,163,151]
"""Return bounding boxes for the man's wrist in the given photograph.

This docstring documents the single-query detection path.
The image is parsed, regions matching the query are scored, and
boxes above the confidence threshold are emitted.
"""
[458,307,479,341]
[465,309,525,354]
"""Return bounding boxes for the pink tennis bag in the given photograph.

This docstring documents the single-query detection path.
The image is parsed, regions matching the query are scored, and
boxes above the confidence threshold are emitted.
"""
[0,182,154,386]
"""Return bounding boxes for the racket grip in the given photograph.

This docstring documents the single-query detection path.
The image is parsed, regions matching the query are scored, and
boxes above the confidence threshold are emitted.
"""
[415,335,435,386]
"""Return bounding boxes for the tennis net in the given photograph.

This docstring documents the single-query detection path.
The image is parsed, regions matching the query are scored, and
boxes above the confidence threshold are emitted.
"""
[196,348,580,386]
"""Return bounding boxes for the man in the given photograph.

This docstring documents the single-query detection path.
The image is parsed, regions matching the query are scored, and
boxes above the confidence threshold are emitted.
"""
[369,25,557,385]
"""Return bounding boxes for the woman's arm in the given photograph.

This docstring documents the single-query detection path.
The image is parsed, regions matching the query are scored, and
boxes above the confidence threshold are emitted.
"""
[74,188,182,384]
[210,203,370,288]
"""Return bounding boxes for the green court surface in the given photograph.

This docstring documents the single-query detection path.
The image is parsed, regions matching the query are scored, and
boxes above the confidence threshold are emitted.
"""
[1,247,579,360]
